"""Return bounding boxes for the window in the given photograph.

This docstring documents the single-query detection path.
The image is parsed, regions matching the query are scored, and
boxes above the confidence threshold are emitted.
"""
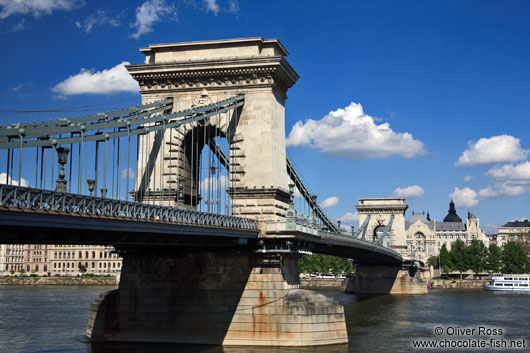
[504,283,513,286]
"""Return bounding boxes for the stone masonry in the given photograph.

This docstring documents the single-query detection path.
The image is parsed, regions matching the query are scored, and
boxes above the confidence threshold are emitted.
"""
[86,251,347,346]
[126,38,299,231]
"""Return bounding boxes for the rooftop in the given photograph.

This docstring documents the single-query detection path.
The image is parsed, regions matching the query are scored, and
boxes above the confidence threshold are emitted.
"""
[502,220,530,227]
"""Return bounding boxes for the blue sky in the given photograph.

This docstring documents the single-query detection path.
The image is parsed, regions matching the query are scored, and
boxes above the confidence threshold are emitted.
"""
[1,0,529,233]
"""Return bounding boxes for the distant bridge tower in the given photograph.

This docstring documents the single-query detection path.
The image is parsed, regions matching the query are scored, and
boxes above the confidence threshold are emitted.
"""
[356,198,408,256]
[126,38,299,231]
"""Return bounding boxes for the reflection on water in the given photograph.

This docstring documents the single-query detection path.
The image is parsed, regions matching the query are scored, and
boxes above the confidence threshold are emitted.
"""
[1,285,530,353]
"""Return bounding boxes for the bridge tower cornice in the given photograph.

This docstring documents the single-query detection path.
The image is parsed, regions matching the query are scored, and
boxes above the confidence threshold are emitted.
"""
[127,37,299,101]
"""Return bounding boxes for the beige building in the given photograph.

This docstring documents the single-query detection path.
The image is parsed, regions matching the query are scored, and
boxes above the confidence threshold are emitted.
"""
[0,244,122,276]
[405,201,489,261]
[25,244,49,275]
[49,245,122,276]
[495,219,530,248]
[0,244,25,273]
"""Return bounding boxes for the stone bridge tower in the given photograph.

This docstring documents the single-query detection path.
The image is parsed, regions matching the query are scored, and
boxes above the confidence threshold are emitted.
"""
[126,38,299,231]
[356,198,408,256]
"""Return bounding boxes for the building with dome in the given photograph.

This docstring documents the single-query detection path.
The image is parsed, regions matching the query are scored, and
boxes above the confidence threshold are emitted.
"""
[405,200,489,261]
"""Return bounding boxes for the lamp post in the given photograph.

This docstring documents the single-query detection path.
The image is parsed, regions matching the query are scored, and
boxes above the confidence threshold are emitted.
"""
[87,179,95,196]
[100,188,107,198]
[177,177,185,208]
[288,183,295,204]
[55,147,70,192]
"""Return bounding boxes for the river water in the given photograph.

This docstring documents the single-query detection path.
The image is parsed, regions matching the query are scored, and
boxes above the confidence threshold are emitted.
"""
[0,285,529,353]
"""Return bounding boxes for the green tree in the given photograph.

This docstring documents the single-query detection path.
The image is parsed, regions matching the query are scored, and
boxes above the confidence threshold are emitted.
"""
[502,241,529,274]
[486,243,502,273]
[427,255,439,269]
[299,254,354,275]
[439,244,453,275]
[468,239,488,275]
[450,239,469,280]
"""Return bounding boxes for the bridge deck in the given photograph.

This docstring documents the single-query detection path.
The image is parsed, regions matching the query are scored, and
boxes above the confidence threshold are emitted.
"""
[0,184,403,264]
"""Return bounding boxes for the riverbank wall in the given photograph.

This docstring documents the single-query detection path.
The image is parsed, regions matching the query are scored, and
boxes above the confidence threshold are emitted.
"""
[430,279,487,289]
[0,276,119,286]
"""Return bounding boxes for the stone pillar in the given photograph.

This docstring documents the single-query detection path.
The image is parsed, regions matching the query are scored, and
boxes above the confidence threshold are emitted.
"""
[345,264,428,295]
[86,250,347,346]
[127,38,299,230]
[356,198,409,256]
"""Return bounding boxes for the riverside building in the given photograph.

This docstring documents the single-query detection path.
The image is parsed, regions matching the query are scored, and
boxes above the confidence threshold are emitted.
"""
[0,244,122,276]
[495,219,530,247]
[405,200,489,261]
[0,244,25,273]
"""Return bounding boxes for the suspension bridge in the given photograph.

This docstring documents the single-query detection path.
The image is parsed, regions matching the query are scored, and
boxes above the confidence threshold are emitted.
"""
[0,37,427,347]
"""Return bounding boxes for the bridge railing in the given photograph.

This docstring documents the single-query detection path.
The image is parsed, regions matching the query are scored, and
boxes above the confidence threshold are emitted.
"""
[285,209,401,257]
[0,184,258,231]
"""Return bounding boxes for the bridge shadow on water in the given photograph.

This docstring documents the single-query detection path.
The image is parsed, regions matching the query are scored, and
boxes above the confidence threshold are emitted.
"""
[86,342,349,353]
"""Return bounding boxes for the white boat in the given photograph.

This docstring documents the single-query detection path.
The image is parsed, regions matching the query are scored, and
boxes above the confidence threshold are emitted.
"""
[484,274,530,292]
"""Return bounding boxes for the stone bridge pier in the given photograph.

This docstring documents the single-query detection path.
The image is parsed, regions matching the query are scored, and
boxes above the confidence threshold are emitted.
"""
[86,248,348,346]
[345,263,429,295]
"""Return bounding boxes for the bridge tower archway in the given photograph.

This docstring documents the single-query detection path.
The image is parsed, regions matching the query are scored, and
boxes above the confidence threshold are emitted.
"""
[356,198,409,256]
[127,38,299,231]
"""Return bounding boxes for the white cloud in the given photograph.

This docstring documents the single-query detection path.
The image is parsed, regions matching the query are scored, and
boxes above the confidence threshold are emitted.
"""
[455,135,529,167]
[9,82,31,93]
[477,161,530,199]
[227,0,239,13]
[479,184,526,199]
[286,102,427,159]
[130,0,176,39]
[52,61,139,95]
[120,168,136,180]
[76,9,119,33]
[450,187,478,208]
[339,212,359,225]
[321,196,339,208]
[0,0,80,20]
[203,0,219,15]
[200,175,228,193]
[393,185,424,199]
[13,17,25,31]
[0,173,29,187]
[486,161,530,180]
[463,175,473,182]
